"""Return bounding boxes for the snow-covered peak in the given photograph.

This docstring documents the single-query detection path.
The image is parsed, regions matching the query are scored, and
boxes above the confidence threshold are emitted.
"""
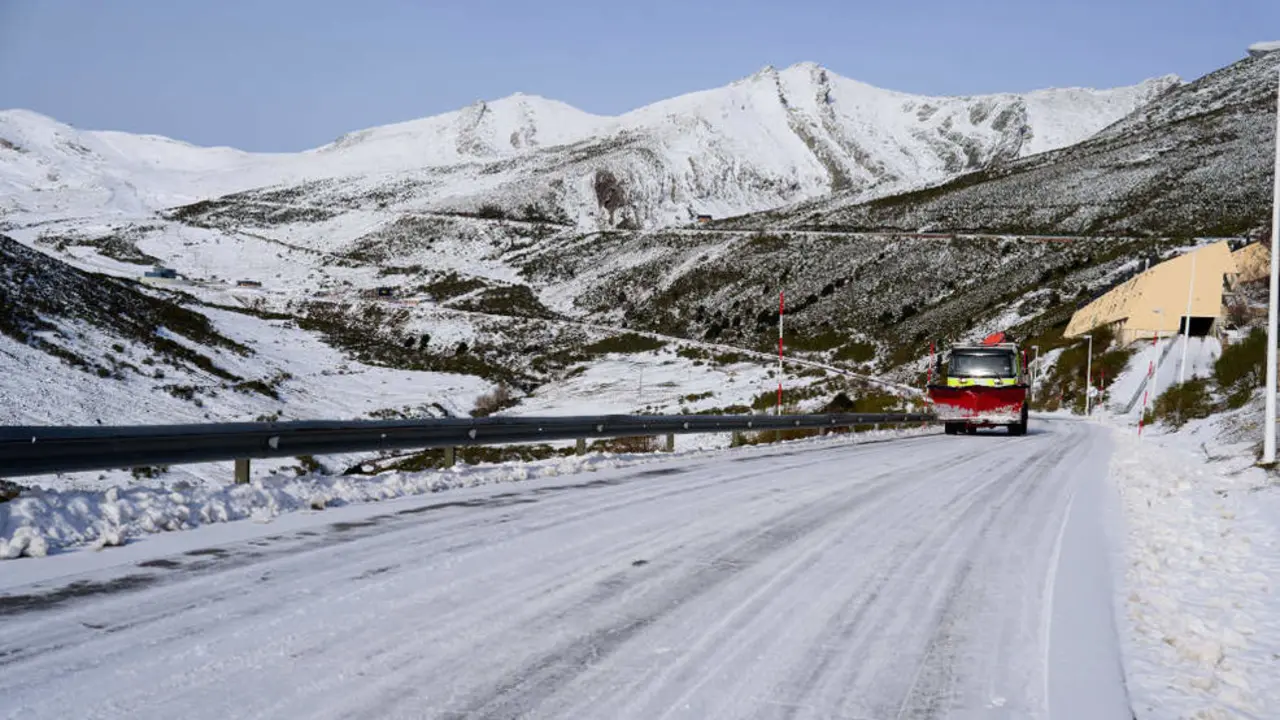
[317,92,608,163]
[0,108,296,216]
[746,64,779,80]
[0,108,64,136]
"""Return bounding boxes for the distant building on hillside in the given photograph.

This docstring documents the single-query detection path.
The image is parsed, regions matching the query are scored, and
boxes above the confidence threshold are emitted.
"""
[696,214,713,224]
[140,266,188,287]
[144,266,177,279]
[236,279,263,288]
[1064,241,1258,344]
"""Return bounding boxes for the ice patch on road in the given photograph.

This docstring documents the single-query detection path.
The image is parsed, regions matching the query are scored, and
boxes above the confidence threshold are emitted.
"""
[1108,428,1280,718]
[0,425,936,560]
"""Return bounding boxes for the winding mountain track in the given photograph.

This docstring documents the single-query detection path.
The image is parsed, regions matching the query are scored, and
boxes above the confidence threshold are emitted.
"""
[0,418,1129,719]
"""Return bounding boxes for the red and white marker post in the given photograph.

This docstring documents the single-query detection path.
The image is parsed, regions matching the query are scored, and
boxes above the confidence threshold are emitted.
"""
[1138,359,1154,436]
[1138,332,1160,436]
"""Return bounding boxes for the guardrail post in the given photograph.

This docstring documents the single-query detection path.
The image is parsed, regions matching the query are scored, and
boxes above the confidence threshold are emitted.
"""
[731,430,743,447]
[873,423,880,432]
[444,446,456,468]
[664,433,675,452]
[234,458,250,484]
[576,438,586,456]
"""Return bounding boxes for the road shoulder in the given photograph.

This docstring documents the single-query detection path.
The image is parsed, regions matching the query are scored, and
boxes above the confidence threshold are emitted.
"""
[1107,423,1279,718]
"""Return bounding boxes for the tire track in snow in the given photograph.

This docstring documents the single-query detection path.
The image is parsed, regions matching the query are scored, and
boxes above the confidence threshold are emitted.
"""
[477,441,1021,720]
[446,477,905,719]
[351,442,999,719]
[702,431,1076,720]
[890,430,1082,719]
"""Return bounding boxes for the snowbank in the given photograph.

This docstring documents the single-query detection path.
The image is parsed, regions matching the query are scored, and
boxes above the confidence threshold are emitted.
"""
[1108,427,1279,717]
[0,425,936,560]
[1106,337,1220,416]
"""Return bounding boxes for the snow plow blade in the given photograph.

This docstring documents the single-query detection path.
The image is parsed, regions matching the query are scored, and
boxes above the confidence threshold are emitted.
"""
[927,385,1027,425]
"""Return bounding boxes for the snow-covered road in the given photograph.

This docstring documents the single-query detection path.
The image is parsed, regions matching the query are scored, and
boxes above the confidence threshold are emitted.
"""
[0,418,1128,719]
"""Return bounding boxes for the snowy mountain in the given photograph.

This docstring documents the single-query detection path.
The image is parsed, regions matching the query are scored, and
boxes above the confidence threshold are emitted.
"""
[0,63,1177,230]
[0,58,1222,483]
[732,51,1278,237]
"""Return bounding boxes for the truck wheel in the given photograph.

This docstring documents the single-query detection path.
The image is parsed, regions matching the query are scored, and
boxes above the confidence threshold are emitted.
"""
[1009,406,1029,436]
[965,426,978,435]
[944,422,959,435]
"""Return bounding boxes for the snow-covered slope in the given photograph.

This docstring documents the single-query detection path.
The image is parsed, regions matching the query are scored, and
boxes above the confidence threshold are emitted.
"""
[1017,82,1181,157]
[1107,337,1221,416]
[0,64,1177,229]
[318,93,608,167]
[0,109,288,216]
[0,233,493,424]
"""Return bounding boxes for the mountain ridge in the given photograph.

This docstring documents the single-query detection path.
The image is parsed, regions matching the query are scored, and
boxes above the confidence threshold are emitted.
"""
[0,63,1180,229]
[728,51,1276,237]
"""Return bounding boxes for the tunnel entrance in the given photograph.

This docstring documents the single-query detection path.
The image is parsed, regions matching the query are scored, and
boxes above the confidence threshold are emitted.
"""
[1178,316,1215,337]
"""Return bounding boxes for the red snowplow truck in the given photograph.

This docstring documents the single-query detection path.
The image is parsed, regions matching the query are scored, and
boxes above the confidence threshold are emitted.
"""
[927,333,1029,436]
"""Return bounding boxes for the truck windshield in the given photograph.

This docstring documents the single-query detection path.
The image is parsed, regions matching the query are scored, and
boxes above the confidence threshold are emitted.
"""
[949,351,1015,378]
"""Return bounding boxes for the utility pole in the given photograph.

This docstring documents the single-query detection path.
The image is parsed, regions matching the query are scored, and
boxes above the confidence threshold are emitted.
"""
[1264,66,1280,464]
[777,291,784,415]
[1179,249,1197,385]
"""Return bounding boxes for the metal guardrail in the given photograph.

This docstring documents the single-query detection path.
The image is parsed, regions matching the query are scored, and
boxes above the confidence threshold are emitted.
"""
[0,412,934,479]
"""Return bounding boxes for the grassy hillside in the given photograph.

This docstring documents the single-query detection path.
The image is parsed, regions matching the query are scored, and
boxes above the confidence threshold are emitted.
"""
[523,229,1182,377]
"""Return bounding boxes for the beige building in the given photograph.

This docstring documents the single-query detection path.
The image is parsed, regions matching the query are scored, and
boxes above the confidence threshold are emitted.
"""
[1064,241,1247,345]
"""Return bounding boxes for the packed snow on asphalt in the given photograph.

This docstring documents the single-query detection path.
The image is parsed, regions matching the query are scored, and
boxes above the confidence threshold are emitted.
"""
[0,418,1130,719]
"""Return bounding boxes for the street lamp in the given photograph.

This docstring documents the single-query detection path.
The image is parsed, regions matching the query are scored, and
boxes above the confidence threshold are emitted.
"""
[1082,334,1094,416]
[1265,64,1280,465]
[1179,249,1198,385]
[1030,345,1040,399]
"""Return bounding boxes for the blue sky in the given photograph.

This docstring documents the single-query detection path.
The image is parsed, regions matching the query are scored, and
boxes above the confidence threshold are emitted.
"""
[1,0,1275,152]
